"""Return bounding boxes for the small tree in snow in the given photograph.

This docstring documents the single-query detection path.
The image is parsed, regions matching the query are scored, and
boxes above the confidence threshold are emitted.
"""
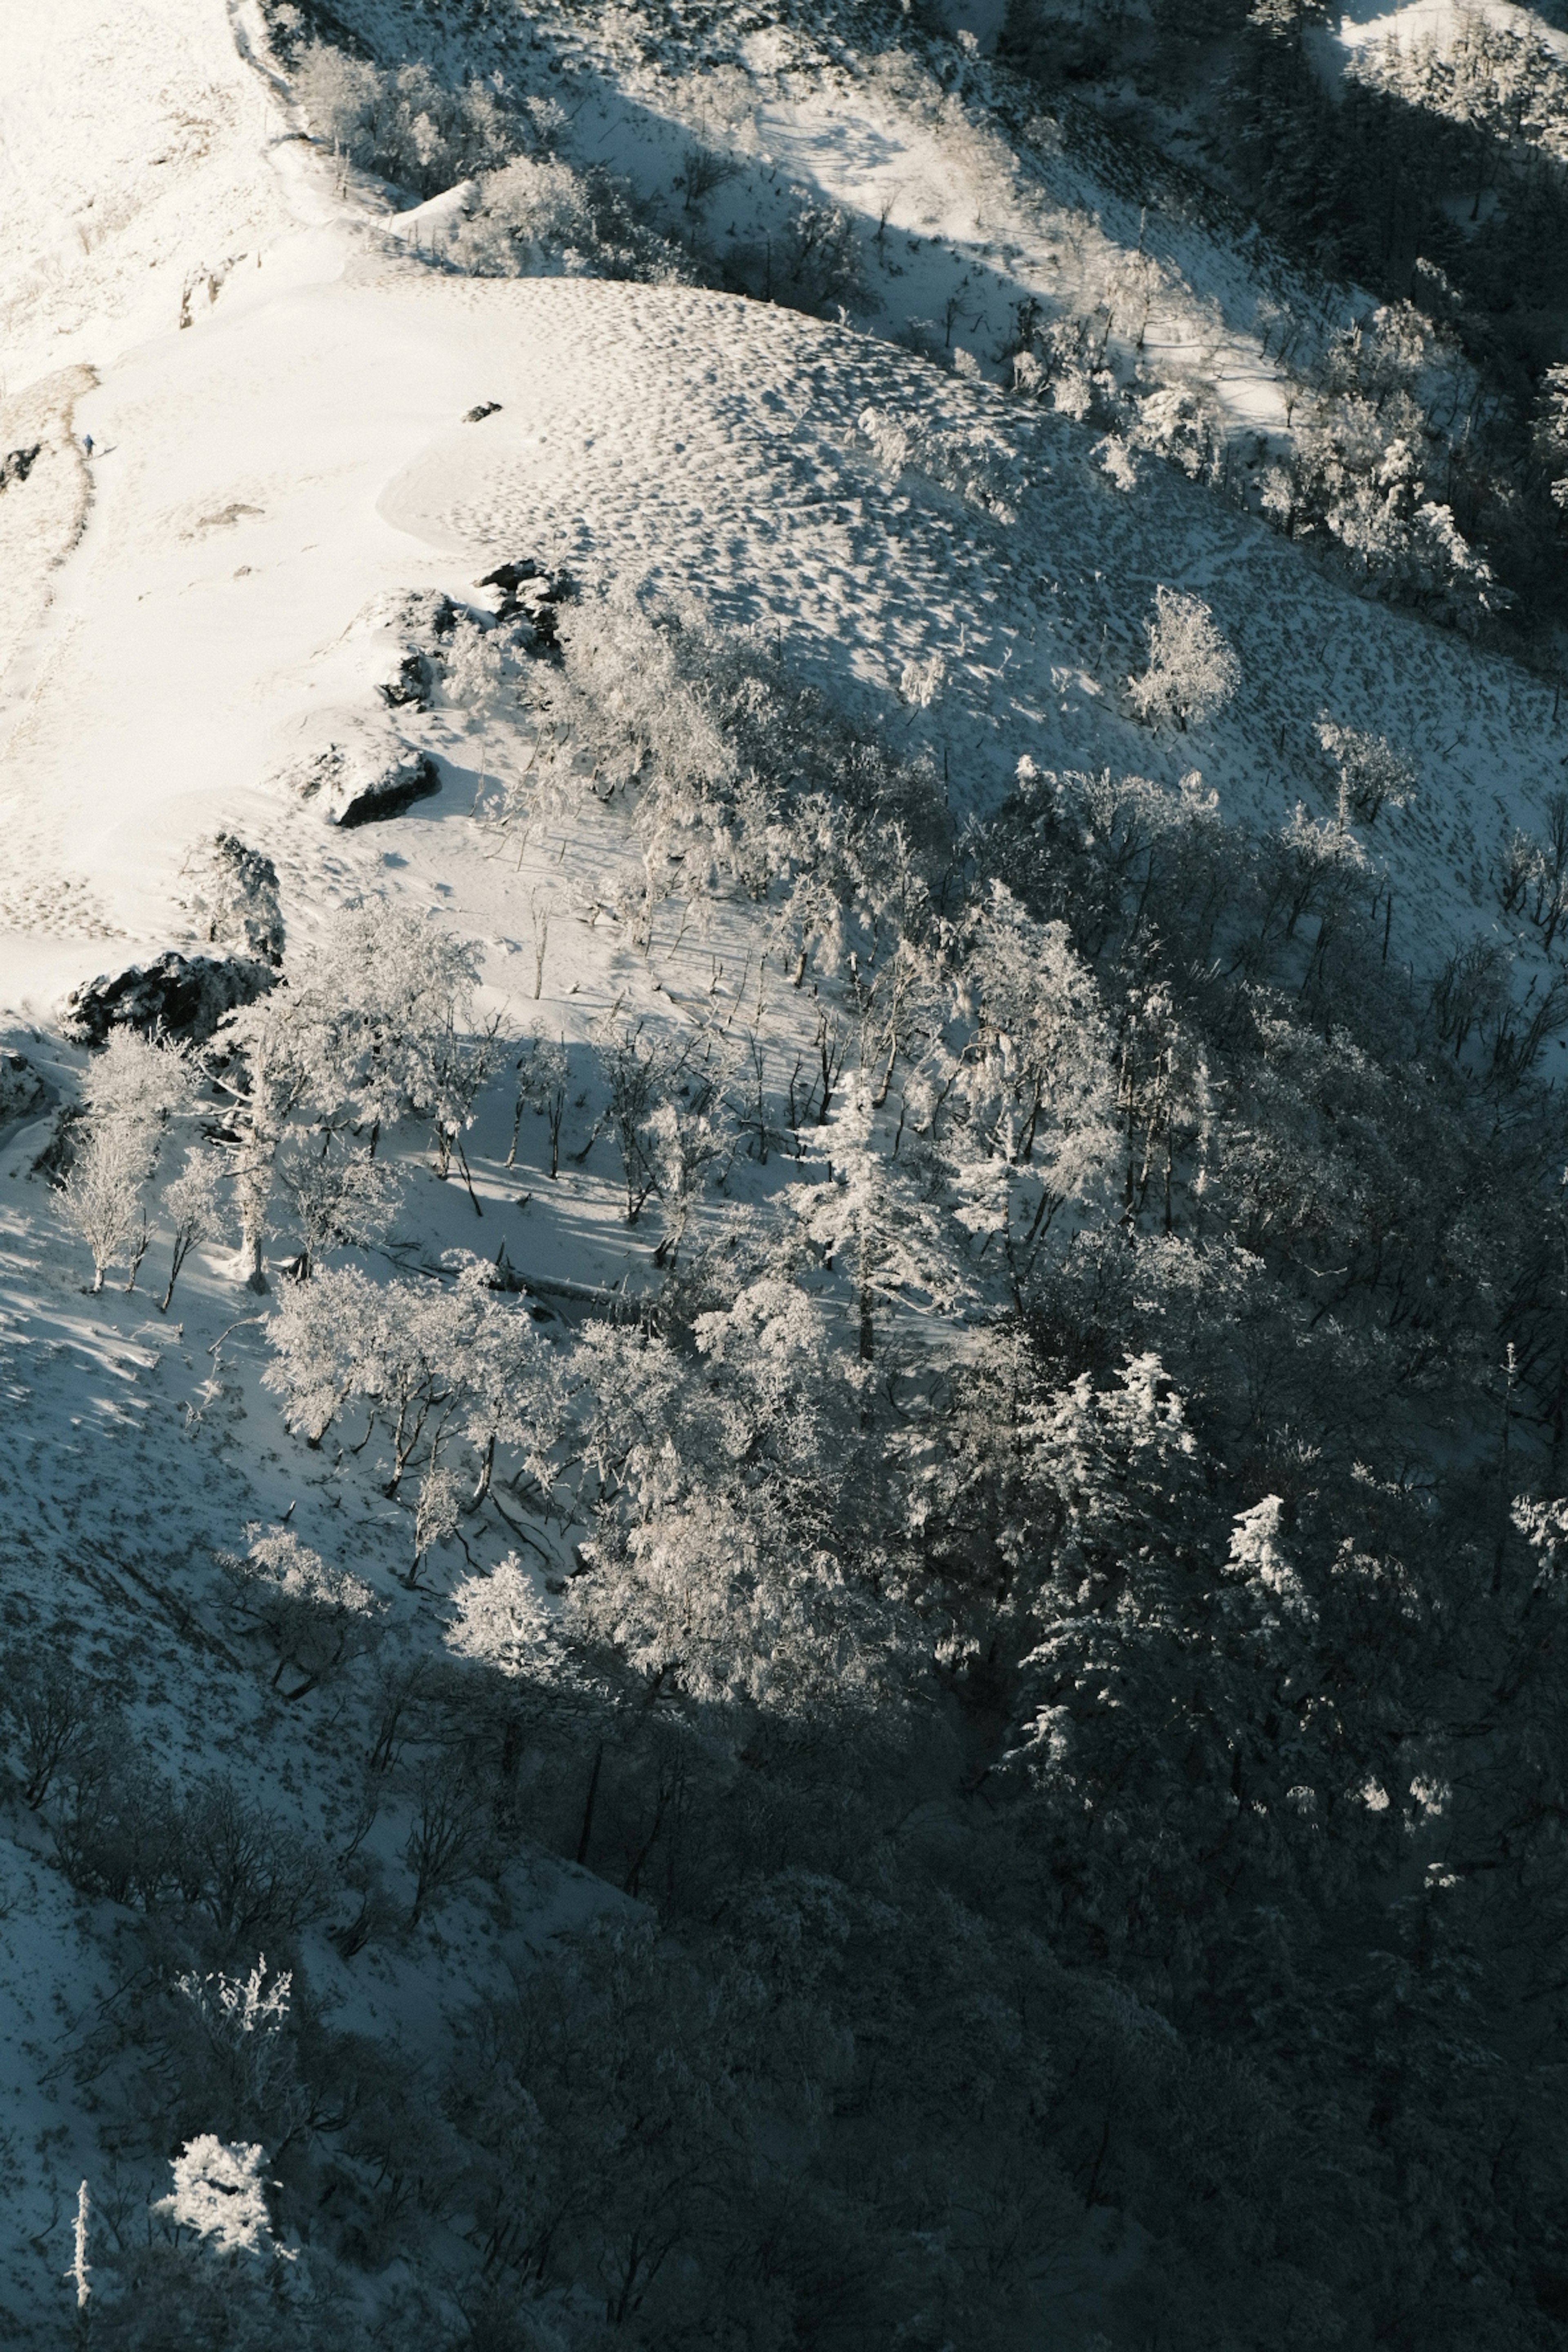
[61,1120,147,1294]
[509,1033,568,1176]
[1129,587,1239,731]
[159,1147,226,1312]
[410,1459,463,1589]
[65,1029,195,1292]
[274,1135,401,1278]
[447,1552,559,1677]
[172,1956,301,2144]
[220,1529,380,1697]
[82,1028,193,1137]
[1316,719,1417,827]
[153,2138,283,2260]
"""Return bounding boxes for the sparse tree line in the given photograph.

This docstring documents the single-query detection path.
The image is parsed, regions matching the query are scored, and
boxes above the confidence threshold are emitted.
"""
[27,577,1568,2343]
[1014,287,1510,629]
[275,16,868,317]
[1004,0,1568,651]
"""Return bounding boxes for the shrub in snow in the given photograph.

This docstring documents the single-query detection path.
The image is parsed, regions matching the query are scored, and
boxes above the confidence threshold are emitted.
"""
[859,403,1018,519]
[724,194,866,315]
[219,1527,381,1697]
[172,1957,303,2147]
[1128,587,1240,731]
[154,2137,282,2260]
[181,834,285,967]
[403,1753,489,1925]
[1094,434,1138,491]
[1126,376,1223,484]
[0,1643,94,1808]
[450,154,694,285]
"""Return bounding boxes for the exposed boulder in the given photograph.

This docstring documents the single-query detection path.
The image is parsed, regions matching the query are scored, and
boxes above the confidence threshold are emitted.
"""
[475,559,572,651]
[65,952,276,1047]
[350,588,467,711]
[463,401,503,424]
[0,445,41,493]
[282,712,442,826]
[0,1049,46,1125]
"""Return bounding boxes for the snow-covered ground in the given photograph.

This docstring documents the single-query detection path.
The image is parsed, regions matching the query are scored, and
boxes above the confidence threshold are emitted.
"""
[2,7,1562,1019]
[1,0,1567,2327]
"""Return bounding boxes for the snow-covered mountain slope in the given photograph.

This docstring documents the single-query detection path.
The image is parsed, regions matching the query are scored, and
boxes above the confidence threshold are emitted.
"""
[2,13,1563,1031]
[4,0,1568,2337]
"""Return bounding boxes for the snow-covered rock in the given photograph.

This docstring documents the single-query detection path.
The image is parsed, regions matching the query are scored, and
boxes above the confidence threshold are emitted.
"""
[279,712,442,829]
[64,949,275,1046]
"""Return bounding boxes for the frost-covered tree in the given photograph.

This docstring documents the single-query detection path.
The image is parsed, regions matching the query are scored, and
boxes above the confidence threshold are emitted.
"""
[158,1147,226,1312]
[219,1528,380,1697]
[1535,365,1568,515]
[153,2138,282,2261]
[61,1119,148,1293]
[510,1033,568,1176]
[942,882,1119,1278]
[171,1956,301,2147]
[1128,586,1240,730]
[446,1552,559,1678]
[1316,719,1417,826]
[180,833,285,967]
[212,901,492,1281]
[83,1028,193,1137]
[274,1135,401,1278]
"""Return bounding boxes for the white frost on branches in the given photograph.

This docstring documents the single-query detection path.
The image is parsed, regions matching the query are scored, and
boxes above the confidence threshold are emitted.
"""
[447,1551,559,1676]
[1128,586,1240,731]
[154,2137,285,2260]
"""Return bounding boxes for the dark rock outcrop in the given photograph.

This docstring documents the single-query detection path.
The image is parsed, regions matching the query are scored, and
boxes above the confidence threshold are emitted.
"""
[475,559,571,651]
[65,952,276,1047]
[0,1049,46,1125]
[0,445,41,493]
